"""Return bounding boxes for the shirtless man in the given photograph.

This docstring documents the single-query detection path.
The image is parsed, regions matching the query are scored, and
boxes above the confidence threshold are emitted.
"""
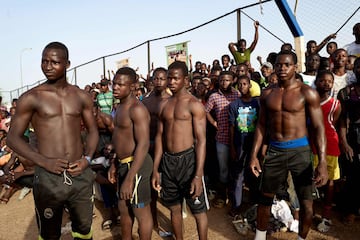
[7,42,99,240]
[92,102,114,158]
[249,50,328,240]
[108,67,153,240]
[142,67,171,230]
[152,61,208,240]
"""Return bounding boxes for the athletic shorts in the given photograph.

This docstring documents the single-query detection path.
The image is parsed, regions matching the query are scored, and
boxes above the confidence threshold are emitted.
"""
[313,154,340,180]
[160,148,209,214]
[33,166,95,240]
[117,154,153,208]
[260,144,313,201]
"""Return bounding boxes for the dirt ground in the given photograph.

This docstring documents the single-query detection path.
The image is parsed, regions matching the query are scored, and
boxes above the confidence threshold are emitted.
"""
[0,189,359,240]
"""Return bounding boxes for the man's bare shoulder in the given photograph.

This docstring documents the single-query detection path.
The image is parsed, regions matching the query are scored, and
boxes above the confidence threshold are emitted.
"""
[300,82,319,100]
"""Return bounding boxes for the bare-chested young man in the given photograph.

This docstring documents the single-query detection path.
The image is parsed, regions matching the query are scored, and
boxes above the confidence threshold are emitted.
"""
[249,50,328,240]
[152,61,208,240]
[142,67,171,231]
[7,42,99,240]
[108,67,153,240]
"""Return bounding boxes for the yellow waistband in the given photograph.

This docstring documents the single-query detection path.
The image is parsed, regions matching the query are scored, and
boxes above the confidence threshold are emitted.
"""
[119,156,134,164]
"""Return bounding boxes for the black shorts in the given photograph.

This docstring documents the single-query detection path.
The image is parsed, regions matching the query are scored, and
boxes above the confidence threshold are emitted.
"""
[33,166,95,240]
[160,148,209,214]
[117,154,153,208]
[260,145,313,201]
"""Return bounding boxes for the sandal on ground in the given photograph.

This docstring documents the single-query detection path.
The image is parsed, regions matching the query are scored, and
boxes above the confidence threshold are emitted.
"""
[317,218,331,232]
[212,199,225,208]
[232,215,249,235]
[102,220,112,230]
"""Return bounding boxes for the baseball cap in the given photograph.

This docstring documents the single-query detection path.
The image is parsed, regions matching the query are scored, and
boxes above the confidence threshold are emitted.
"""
[100,79,110,86]
[261,62,273,69]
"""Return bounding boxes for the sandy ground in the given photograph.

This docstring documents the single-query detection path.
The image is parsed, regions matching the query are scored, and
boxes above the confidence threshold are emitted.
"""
[0,188,359,240]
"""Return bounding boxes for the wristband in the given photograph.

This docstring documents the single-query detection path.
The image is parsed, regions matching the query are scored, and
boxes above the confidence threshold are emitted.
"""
[0,170,4,177]
[84,156,92,164]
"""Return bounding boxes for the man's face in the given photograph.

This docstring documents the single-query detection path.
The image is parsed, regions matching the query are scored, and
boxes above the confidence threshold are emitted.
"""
[219,74,233,93]
[167,68,187,94]
[112,74,132,100]
[237,41,246,53]
[236,65,247,77]
[100,84,109,93]
[222,57,230,68]
[238,78,251,95]
[315,73,334,94]
[333,50,348,68]
[41,48,69,81]
[261,66,272,78]
[153,71,167,93]
[275,54,297,82]
[306,55,320,71]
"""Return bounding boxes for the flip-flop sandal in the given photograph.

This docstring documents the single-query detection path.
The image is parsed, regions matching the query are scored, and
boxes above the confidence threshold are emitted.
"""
[232,215,249,235]
[102,220,112,230]
[317,218,331,232]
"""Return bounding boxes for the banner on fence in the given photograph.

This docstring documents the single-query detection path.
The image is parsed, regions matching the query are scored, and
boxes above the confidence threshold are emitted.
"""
[116,58,130,69]
[165,41,189,67]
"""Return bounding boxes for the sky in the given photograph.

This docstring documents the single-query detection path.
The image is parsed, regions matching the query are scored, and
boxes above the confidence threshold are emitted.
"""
[1,0,359,104]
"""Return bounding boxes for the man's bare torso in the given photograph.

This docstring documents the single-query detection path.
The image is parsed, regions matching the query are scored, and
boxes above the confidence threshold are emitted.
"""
[160,93,196,153]
[30,84,85,162]
[263,82,309,141]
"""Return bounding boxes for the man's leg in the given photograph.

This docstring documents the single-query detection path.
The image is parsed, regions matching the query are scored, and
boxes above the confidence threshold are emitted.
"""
[215,142,230,204]
[169,204,184,240]
[254,193,274,240]
[193,212,208,240]
[298,199,313,239]
[133,204,153,240]
[118,199,134,240]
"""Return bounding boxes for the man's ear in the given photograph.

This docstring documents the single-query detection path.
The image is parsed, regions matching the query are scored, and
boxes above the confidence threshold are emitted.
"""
[66,60,71,69]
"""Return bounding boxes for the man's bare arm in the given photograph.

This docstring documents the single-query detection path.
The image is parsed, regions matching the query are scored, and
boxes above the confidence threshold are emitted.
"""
[7,92,51,169]
[191,100,206,197]
[152,103,165,191]
[126,104,150,180]
[305,87,328,186]
[250,91,268,177]
[248,21,259,52]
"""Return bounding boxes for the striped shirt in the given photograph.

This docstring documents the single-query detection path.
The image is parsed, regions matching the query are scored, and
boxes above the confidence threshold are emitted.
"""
[205,88,240,144]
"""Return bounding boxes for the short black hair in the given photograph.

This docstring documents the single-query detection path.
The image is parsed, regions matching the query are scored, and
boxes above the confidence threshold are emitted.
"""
[315,70,334,83]
[168,61,188,77]
[219,70,235,79]
[237,74,250,84]
[276,50,298,64]
[44,42,69,60]
[115,67,137,83]
[152,67,167,77]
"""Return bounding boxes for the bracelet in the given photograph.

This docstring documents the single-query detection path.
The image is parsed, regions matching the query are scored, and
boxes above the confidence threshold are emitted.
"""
[84,156,92,164]
[194,175,201,179]
[0,170,4,177]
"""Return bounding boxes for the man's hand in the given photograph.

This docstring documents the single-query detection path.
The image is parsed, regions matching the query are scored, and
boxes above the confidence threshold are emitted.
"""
[341,142,354,162]
[152,170,162,193]
[43,158,70,175]
[108,162,117,184]
[313,161,328,187]
[190,176,203,199]
[254,21,260,28]
[120,177,134,200]
[250,157,262,177]
[68,158,89,177]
